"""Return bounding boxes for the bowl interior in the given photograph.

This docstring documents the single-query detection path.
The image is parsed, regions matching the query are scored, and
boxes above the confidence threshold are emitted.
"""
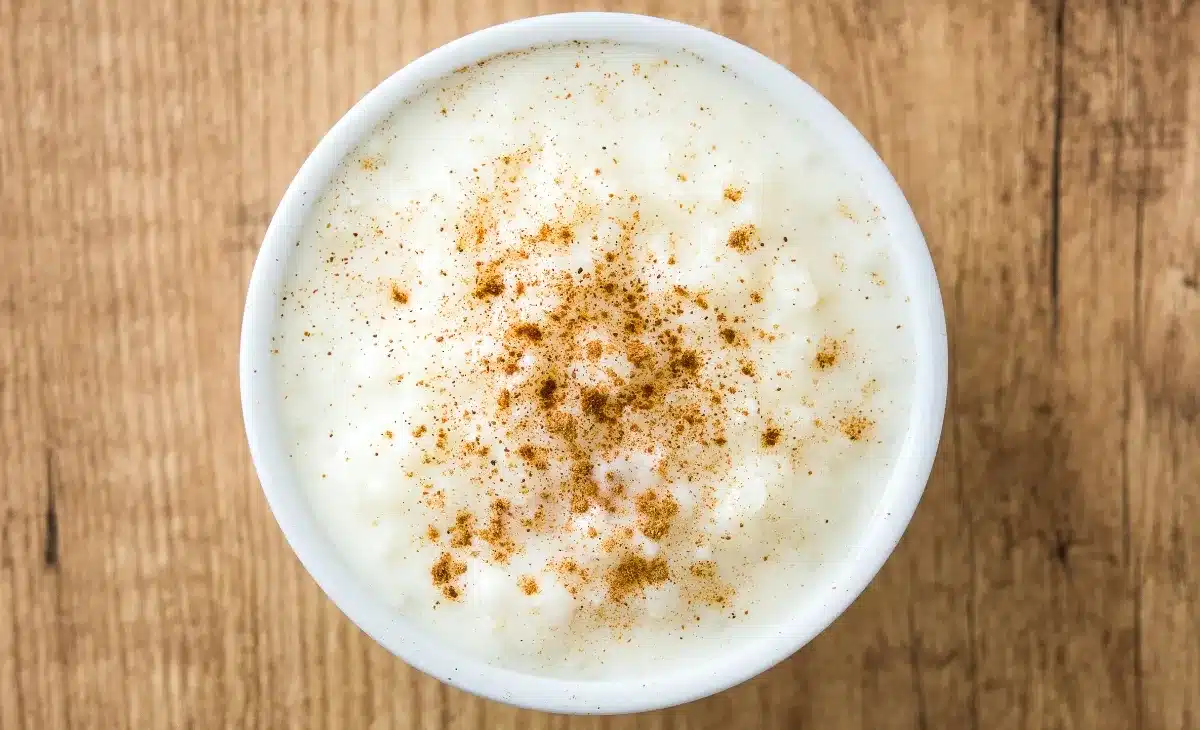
[240,11,947,714]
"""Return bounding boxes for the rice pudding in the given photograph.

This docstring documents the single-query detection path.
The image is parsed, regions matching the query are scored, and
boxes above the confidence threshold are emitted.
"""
[272,42,916,677]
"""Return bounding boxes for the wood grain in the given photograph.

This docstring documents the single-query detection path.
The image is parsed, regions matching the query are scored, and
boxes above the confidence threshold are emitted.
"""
[2,0,1197,727]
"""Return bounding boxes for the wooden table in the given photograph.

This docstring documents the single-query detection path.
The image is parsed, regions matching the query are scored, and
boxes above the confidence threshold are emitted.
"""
[2,1,1197,728]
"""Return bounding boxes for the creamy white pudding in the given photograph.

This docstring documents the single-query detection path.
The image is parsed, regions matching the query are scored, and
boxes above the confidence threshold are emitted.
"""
[272,41,915,677]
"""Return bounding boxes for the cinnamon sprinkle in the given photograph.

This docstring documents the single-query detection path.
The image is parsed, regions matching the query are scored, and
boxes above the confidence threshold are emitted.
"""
[727,224,758,253]
[473,267,506,299]
[512,322,544,342]
[412,147,775,624]
[448,510,475,548]
[431,552,466,600]
[480,498,516,562]
[607,554,669,602]
[517,444,549,470]
[635,490,680,540]
[814,336,842,370]
[839,414,874,441]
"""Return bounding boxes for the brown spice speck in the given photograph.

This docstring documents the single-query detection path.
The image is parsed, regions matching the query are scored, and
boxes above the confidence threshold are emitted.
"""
[676,350,700,373]
[586,341,603,360]
[512,322,543,342]
[814,337,842,370]
[517,444,549,470]
[635,490,680,540]
[518,576,539,595]
[431,552,466,600]
[390,284,409,305]
[761,427,782,448]
[727,224,757,252]
[538,377,558,407]
[473,269,505,299]
[581,387,614,421]
[412,425,428,438]
[480,498,515,562]
[723,186,743,202]
[448,510,475,548]
[529,222,574,245]
[607,554,669,602]
[839,415,875,441]
[625,341,653,368]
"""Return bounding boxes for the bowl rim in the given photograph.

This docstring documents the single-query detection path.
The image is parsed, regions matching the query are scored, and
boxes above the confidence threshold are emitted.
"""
[240,11,948,715]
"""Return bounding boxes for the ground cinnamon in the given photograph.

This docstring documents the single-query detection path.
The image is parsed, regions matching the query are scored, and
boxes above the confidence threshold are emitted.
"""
[414,145,798,625]
[727,223,757,252]
[635,490,679,540]
[448,510,474,548]
[431,552,466,600]
[814,336,841,370]
[839,414,874,441]
[606,554,669,602]
[480,498,516,562]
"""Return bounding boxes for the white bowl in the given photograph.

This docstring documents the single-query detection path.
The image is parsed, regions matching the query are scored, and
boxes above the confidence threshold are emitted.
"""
[240,11,947,715]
